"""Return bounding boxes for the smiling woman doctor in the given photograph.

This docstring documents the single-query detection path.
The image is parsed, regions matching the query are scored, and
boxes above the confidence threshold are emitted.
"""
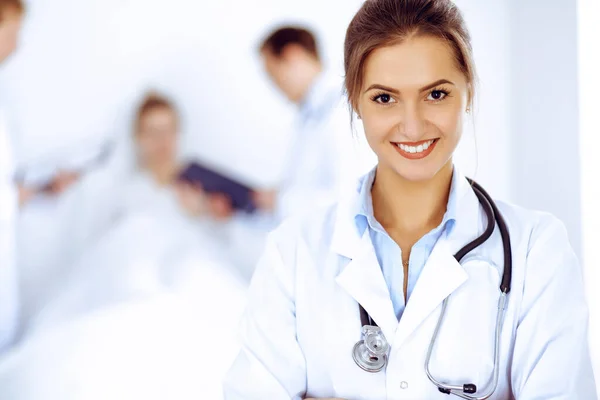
[223,0,597,399]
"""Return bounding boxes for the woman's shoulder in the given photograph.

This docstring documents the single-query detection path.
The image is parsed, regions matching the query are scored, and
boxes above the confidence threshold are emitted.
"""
[494,199,575,261]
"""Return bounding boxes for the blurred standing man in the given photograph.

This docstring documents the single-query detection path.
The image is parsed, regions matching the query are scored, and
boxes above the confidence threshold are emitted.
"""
[0,0,24,354]
[190,26,375,281]
[253,25,375,220]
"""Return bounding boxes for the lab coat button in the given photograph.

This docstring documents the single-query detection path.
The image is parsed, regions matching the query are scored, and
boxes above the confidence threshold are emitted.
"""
[400,381,408,389]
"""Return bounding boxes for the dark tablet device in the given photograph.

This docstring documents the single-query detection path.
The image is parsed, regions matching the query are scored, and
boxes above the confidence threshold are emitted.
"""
[178,162,256,213]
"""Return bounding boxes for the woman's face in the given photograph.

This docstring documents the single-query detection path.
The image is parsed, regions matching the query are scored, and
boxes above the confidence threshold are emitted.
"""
[136,107,179,167]
[357,35,470,182]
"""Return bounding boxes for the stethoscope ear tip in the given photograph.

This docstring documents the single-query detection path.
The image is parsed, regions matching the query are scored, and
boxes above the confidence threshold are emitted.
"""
[464,384,477,394]
[437,383,477,395]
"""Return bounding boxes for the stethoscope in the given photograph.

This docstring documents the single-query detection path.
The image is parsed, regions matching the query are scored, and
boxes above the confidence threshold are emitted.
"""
[352,179,512,400]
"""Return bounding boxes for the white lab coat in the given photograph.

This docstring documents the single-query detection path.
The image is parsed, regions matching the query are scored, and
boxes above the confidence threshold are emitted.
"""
[0,109,19,354]
[224,169,597,399]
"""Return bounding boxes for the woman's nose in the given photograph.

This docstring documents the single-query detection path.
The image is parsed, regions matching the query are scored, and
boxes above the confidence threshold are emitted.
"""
[398,103,425,142]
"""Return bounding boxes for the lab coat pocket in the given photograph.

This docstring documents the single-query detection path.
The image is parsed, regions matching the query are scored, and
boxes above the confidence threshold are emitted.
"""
[427,258,500,391]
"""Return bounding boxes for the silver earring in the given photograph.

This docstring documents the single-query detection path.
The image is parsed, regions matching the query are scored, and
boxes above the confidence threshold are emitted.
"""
[466,108,471,114]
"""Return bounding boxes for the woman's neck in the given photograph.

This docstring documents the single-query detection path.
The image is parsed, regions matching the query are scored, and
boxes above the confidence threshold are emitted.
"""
[371,160,453,238]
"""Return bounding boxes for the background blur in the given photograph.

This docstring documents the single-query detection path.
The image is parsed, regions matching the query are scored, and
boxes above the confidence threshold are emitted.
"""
[0,0,598,397]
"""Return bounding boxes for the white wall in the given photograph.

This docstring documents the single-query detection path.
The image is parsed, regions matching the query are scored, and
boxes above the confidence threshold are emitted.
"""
[508,0,597,385]
[454,0,512,201]
[578,0,600,387]
[0,0,512,195]
[508,0,582,256]
[0,0,364,187]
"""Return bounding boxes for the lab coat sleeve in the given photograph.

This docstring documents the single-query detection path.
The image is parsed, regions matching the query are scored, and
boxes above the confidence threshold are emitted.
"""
[223,230,307,399]
[511,215,597,399]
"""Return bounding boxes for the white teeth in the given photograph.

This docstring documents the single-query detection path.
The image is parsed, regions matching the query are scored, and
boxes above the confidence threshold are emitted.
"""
[396,139,435,154]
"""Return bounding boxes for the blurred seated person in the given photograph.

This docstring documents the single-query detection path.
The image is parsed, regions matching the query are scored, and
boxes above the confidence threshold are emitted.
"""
[18,92,246,334]
[114,92,230,222]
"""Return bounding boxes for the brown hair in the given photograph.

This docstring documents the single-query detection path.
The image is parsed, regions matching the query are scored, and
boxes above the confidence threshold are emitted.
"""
[135,92,178,131]
[260,26,320,61]
[344,0,475,112]
[0,0,24,20]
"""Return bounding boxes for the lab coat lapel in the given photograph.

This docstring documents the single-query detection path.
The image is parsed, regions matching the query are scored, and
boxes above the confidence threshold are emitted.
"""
[330,168,484,351]
[393,169,482,348]
[331,179,397,345]
[335,231,398,346]
[393,239,468,347]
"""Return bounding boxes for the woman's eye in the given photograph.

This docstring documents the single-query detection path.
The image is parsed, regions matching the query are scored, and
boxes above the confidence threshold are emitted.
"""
[427,90,448,101]
[374,94,394,104]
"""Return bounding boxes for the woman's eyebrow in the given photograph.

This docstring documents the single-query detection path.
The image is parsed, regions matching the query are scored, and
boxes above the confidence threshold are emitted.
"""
[419,79,455,92]
[364,79,455,94]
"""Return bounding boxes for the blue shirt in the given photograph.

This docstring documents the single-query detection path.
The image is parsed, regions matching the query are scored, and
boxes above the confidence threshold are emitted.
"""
[354,169,459,321]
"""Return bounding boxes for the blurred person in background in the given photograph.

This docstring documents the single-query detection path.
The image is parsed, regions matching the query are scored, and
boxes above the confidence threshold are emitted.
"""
[195,26,375,280]
[120,92,185,217]
[253,25,374,221]
[115,92,230,222]
[192,26,374,224]
[0,0,24,355]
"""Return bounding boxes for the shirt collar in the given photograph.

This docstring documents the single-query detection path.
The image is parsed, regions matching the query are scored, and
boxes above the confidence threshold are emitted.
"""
[354,166,460,236]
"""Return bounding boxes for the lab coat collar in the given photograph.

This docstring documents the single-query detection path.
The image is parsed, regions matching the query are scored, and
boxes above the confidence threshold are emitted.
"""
[333,165,481,347]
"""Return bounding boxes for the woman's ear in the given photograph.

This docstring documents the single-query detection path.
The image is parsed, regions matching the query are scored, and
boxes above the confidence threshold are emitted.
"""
[354,103,362,120]
[467,84,474,113]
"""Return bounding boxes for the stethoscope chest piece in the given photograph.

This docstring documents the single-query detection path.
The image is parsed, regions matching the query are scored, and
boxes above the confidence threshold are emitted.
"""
[352,325,389,373]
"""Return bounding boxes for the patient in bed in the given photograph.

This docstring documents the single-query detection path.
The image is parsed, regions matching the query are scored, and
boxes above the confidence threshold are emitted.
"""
[3,93,249,399]
[21,92,245,334]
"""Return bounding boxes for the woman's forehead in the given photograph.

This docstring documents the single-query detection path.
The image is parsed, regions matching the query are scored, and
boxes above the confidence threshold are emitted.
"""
[362,36,466,91]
